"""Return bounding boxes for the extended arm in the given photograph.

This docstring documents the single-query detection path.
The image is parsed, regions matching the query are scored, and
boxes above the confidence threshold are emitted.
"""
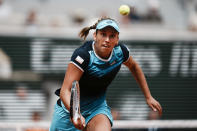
[124,56,162,116]
[60,63,85,129]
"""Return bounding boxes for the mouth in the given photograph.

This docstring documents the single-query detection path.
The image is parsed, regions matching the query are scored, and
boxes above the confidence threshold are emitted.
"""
[102,44,110,49]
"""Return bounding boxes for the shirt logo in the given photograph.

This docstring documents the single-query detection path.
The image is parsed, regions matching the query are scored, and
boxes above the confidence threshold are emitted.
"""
[110,61,116,65]
[75,56,84,64]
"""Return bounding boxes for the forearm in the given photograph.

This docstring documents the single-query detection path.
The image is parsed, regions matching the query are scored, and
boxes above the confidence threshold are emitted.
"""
[60,87,71,111]
[125,57,162,115]
[131,63,152,99]
[59,63,83,111]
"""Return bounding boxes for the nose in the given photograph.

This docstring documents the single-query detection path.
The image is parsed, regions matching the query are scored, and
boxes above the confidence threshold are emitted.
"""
[105,36,110,42]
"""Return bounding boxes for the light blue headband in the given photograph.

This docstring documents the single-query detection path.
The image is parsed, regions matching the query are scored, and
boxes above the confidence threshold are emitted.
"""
[96,19,120,32]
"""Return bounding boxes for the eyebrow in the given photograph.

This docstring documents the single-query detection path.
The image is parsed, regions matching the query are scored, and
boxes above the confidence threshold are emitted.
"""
[99,29,118,34]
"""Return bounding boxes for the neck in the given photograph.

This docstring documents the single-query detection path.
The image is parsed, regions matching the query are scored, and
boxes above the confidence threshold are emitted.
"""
[93,43,111,59]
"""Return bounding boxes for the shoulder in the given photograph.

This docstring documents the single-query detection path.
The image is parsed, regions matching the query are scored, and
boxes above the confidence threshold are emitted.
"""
[79,41,93,51]
[118,42,130,52]
[71,41,93,71]
[75,41,92,54]
[115,42,130,62]
[114,42,130,55]
[73,41,93,57]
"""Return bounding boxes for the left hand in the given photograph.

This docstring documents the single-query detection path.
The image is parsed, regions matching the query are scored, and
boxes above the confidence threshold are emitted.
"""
[146,96,162,116]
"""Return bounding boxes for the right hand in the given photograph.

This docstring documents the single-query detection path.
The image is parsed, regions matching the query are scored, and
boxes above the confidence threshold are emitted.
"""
[71,114,86,130]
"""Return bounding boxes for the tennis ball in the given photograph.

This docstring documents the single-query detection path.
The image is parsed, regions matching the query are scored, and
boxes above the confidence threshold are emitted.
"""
[119,5,130,15]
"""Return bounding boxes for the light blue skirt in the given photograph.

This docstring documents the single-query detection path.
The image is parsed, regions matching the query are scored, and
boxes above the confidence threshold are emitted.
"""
[49,95,113,131]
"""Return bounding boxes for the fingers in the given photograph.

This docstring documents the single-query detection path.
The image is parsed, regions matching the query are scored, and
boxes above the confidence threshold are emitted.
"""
[81,115,86,128]
[150,104,157,112]
[73,119,83,130]
[155,101,162,115]
[151,105,157,112]
[157,102,162,116]
[152,101,162,116]
[147,98,162,117]
[77,117,85,129]
[72,115,86,130]
[78,116,86,129]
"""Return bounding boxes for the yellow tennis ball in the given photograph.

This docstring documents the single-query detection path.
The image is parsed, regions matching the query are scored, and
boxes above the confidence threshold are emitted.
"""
[119,5,130,15]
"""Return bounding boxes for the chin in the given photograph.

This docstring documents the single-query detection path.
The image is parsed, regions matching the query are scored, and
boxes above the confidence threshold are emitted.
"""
[101,49,110,54]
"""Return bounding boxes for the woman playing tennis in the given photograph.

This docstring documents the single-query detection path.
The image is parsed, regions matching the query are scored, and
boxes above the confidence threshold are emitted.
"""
[50,17,162,131]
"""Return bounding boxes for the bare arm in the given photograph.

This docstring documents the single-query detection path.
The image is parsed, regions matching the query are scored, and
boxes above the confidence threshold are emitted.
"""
[124,56,162,116]
[60,63,83,111]
[60,63,85,129]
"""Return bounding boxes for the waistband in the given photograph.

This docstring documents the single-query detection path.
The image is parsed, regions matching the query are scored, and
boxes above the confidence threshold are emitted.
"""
[56,94,106,111]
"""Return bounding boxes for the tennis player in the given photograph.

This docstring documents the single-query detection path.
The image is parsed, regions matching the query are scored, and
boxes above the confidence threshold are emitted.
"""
[50,17,162,131]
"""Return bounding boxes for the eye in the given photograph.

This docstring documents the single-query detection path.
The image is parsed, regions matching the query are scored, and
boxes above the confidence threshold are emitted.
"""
[110,34,115,39]
[100,32,107,37]
[101,32,107,37]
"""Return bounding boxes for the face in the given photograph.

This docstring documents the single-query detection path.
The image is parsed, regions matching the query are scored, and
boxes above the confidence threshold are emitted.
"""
[93,26,119,59]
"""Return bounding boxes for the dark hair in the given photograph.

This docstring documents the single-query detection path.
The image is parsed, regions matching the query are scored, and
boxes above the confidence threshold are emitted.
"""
[78,17,116,40]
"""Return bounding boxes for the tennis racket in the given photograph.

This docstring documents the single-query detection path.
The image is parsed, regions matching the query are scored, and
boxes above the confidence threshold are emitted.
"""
[70,81,81,122]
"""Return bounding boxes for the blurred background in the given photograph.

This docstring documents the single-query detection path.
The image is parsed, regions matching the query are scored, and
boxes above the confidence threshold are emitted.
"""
[0,0,197,130]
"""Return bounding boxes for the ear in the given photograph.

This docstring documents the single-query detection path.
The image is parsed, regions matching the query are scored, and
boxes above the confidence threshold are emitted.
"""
[93,32,96,41]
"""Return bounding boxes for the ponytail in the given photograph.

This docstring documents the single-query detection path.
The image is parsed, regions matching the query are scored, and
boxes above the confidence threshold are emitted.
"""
[78,17,116,40]
[78,25,96,40]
